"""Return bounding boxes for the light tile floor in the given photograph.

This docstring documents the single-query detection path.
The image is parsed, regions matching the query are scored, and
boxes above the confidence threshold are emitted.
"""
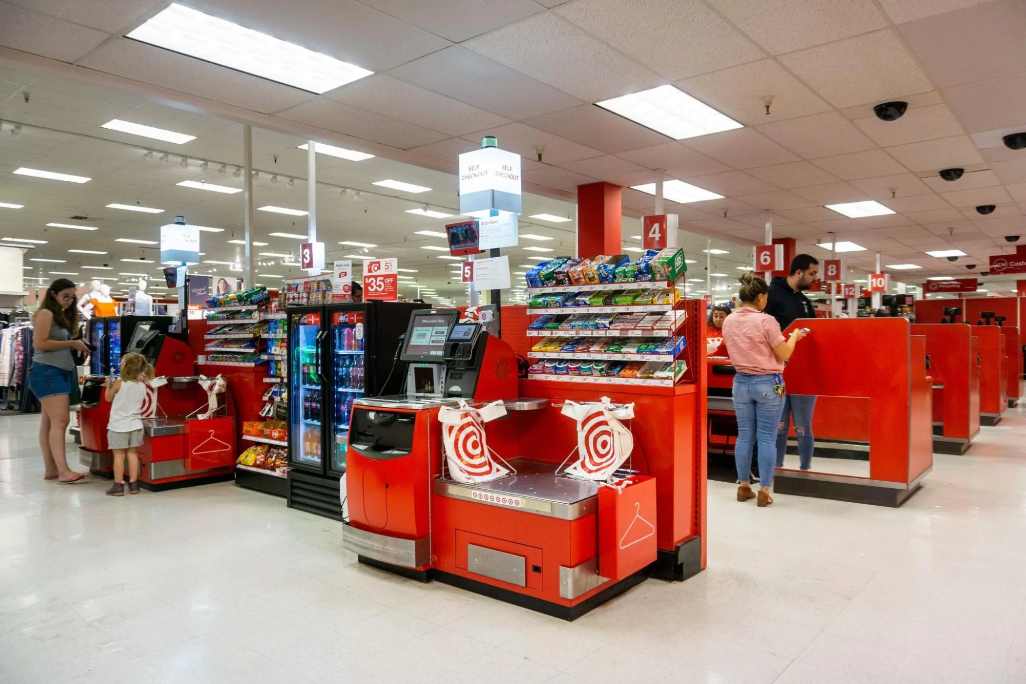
[2,410,1026,684]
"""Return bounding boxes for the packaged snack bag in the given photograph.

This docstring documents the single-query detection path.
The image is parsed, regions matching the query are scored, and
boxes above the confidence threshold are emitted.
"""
[529,314,554,330]
[613,291,641,306]
[568,259,591,285]
[553,258,582,286]
[525,263,550,288]
[567,362,581,375]
[597,255,628,283]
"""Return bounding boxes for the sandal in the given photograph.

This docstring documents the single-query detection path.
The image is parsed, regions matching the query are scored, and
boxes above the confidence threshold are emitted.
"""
[757,489,774,507]
[58,473,89,484]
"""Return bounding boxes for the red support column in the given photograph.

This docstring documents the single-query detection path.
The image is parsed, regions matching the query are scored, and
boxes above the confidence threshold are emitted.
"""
[577,182,622,259]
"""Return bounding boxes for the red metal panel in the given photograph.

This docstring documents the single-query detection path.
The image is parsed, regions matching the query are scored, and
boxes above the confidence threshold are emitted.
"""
[1005,329,1023,402]
[913,299,958,323]
[597,476,657,581]
[577,182,622,258]
[908,336,934,482]
[972,326,1006,416]
[964,296,1018,328]
[185,417,236,470]
[911,324,978,440]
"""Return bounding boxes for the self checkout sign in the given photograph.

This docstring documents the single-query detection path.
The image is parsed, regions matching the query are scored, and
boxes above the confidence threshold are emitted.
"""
[363,257,398,302]
[869,273,888,292]
[755,244,785,272]
[823,259,842,281]
[642,214,678,251]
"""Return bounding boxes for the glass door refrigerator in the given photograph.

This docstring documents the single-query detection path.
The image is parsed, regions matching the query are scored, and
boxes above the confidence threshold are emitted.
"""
[288,308,326,477]
[87,317,107,376]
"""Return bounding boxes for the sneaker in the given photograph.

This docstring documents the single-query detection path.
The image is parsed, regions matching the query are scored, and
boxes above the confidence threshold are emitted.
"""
[106,482,125,497]
[751,472,760,484]
[128,481,140,495]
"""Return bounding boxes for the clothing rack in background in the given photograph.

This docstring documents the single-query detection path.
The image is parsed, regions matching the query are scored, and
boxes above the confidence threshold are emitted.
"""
[0,318,38,414]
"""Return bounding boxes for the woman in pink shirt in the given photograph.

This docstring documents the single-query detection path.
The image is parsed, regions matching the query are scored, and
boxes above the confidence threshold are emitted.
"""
[720,273,807,507]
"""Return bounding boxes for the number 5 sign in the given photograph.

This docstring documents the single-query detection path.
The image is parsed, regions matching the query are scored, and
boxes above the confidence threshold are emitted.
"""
[869,273,888,292]
[363,258,398,301]
[823,259,842,281]
[460,261,474,283]
[754,244,784,272]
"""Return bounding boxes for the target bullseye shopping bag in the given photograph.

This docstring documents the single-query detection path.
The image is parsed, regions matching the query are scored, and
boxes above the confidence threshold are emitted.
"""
[560,397,635,481]
[438,400,512,484]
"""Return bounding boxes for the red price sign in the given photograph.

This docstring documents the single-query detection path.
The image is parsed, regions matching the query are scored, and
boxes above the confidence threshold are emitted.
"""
[300,242,314,270]
[461,261,474,284]
[869,273,888,292]
[363,257,399,301]
[841,283,857,298]
[642,215,667,251]
[754,244,784,272]
[823,259,842,281]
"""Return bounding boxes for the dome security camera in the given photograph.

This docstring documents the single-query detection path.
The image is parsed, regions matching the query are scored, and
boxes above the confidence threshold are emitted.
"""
[1003,133,1026,151]
[1005,235,1021,243]
[939,168,964,182]
[966,264,977,270]
[947,256,959,262]
[977,205,996,215]
[982,271,990,277]
[873,101,908,121]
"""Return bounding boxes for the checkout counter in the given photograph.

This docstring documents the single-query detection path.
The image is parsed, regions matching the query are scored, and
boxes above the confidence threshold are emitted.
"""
[78,318,237,490]
[910,324,980,454]
[342,309,662,620]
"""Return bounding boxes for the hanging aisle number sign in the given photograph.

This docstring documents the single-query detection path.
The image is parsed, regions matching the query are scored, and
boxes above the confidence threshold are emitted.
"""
[642,214,678,251]
[461,261,474,284]
[754,244,784,272]
[841,283,857,298]
[823,259,842,281]
[869,273,888,292]
[363,258,398,301]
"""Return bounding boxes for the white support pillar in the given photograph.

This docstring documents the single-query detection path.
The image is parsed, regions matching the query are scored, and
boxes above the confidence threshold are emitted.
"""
[706,238,712,297]
[763,210,773,281]
[831,232,841,318]
[654,169,664,216]
[243,125,255,287]
[872,252,883,310]
[307,140,317,246]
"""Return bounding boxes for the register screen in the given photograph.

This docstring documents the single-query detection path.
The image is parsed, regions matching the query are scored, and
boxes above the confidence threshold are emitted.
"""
[403,313,455,359]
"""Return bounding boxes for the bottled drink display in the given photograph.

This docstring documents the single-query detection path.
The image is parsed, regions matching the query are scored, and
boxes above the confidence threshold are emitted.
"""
[332,310,366,471]
[108,321,122,377]
[291,312,323,467]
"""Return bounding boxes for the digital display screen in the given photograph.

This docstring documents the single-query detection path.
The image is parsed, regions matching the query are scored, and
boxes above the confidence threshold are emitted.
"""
[402,312,456,360]
[412,365,436,394]
[448,323,477,341]
[446,221,482,256]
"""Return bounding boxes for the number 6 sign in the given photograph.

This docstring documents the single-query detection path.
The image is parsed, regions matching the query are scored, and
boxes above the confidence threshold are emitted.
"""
[754,244,784,272]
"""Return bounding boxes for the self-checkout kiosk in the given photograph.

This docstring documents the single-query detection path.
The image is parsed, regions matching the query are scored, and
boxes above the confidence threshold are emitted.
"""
[343,309,659,619]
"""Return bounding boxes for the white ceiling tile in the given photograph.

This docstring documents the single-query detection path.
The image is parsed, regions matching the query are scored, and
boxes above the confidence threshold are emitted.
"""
[462,12,662,102]
[898,1,1026,88]
[777,207,845,223]
[980,145,1026,164]
[677,59,831,127]
[690,217,754,233]
[0,2,109,63]
[922,220,982,235]
[758,112,877,160]
[779,30,933,109]
[732,211,797,227]
[990,160,1026,185]
[791,182,869,205]
[522,166,597,193]
[885,135,985,172]
[688,197,761,217]
[941,186,1013,208]
[1006,183,1026,202]
[848,173,933,198]
[326,75,509,137]
[684,128,800,169]
[524,105,672,155]
[616,143,731,177]
[5,0,162,32]
[878,225,931,238]
[853,104,966,147]
[746,161,841,189]
[407,138,482,164]
[462,122,602,166]
[681,171,778,196]
[883,194,953,213]
[79,39,315,114]
[810,150,908,181]
[357,0,545,42]
[277,98,448,149]
[560,155,654,187]
[922,169,1001,192]
[944,72,1026,133]
[554,0,761,80]
[734,190,815,211]
[705,0,887,54]
[903,208,967,223]
[387,46,582,120]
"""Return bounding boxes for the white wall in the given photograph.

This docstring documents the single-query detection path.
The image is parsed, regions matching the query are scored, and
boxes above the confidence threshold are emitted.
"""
[0,247,25,294]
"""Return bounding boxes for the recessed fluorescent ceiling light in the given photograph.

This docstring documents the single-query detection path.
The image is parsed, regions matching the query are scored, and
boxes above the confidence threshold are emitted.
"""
[736,266,754,270]
[259,252,292,258]
[420,246,449,251]
[702,249,729,255]
[228,240,268,246]
[397,275,415,280]
[268,232,308,239]
[437,256,462,260]
[107,203,163,214]
[176,180,242,195]
[529,214,571,223]
[116,238,158,245]
[927,276,955,281]
[0,202,24,209]
[523,246,553,252]
[926,249,967,258]
[624,247,644,253]
[816,242,866,253]
[520,234,554,241]
[596,84,743,140]
[121,258,155,263]
[3,237,47,244]
[119,272,148,277]
[14,167,90,183]
[398,269,418,273]
[887,264,922,270]
[49,271,79,276]
[260,207,308,217]
[127,4,372,94]
[30,258,65,263]
[632,180,722,204]
[339,241,376,248]
[82,265,113,270]
[204,260,237,266]
[297,142,373,161]
[710,273,728,277]
[258,274,283,278]
[46,223,98,231]
[372,179,431,193]
[527,256,549,260]
[406,208,452,219]
[825,201,895,218]
[68,249,107,255]
[343,254,375,260]
[414,231,447,238]
[102,119,195,144]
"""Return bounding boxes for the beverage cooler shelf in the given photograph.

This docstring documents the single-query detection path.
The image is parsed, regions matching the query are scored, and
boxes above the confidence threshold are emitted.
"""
[263,377,286,383]
[335,350,364,355]
[335,387,364,393]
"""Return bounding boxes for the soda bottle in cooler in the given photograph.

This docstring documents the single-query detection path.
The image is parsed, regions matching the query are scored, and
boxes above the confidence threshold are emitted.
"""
[343,325,355,352]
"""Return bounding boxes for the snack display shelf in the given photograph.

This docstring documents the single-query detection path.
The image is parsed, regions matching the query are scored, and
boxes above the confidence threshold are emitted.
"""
[527,328,676,338]
[235,463,287,479]
[527,374,678,387]
[528,351,674,362]
[242,434,289,447]
[527,304,671,315]
[526,281,676,294]
[197,357,265,368]
[265,334,287,339]
[261,353,286,360]
[263,377,286,383]
[204,333,259,339]
[205,346,259,353]
[204,305,258,313]
[260,313,287,320]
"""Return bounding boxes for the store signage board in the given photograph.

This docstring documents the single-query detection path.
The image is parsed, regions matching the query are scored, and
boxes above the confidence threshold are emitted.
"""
[363,257,398,301]
[841,283,857,298]
[467,255,511,290]
[460,261,474,284]
[988,254,1026,275]
[869,273,888,292]
[754,244,784,272]
[823,259,842,281]
[300,241,325,272]
[642,214,678,251]
[478,212,519,250]
[445,220,483,256]
[332,260,352,300]
[458,145,522,218]
[923,278,977,294]
[160,223,200,265]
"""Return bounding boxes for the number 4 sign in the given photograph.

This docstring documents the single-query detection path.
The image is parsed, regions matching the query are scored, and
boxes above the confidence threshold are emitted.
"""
[642,215,678,251]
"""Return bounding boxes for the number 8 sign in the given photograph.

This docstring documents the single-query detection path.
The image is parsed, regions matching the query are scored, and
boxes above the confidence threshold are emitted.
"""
[823,259,841,281]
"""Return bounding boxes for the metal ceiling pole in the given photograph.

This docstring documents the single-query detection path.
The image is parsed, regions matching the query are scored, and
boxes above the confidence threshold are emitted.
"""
[706,238,712,297]
[655,169,664,216]
[307,140,317,249]
[873,251,883,310]
[764,210,773,282]
[831,231,840,318]
[243,125,254,288]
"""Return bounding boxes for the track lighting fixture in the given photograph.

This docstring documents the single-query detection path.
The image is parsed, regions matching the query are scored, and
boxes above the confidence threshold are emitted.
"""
[160,152,169,163]
[340,188,347,197]
[233,166,241,178]
[271,174,278,184]
[219,163,227,175]
[143,150,154,160]
[180,157,188,169]
[287,177,294,187]
[200,160,208,171]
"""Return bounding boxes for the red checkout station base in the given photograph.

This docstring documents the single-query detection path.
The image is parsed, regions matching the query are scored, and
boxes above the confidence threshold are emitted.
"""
[78,328,238,492]
[341,308,705,620]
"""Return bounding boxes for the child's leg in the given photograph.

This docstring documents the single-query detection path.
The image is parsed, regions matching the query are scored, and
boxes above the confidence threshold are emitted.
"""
[112,448,127,483]
[127,447,140,483]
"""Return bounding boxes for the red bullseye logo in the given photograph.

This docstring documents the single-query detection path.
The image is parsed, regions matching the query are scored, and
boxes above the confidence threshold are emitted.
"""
[447,414,494,476]
[579,413,616,474]
[141,386,157,418]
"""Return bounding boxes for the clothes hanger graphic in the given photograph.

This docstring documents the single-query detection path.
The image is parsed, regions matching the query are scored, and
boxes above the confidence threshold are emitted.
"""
[193,430,231,455]
[619,501,655,550]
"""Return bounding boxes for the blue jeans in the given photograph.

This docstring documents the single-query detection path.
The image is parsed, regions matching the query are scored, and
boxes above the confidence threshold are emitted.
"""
[776,394,817,470]
[27,362,72,400]
[733,373,785,488]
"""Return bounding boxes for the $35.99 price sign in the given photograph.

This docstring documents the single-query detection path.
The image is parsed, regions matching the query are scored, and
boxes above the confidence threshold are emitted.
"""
[363,258,398,301]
